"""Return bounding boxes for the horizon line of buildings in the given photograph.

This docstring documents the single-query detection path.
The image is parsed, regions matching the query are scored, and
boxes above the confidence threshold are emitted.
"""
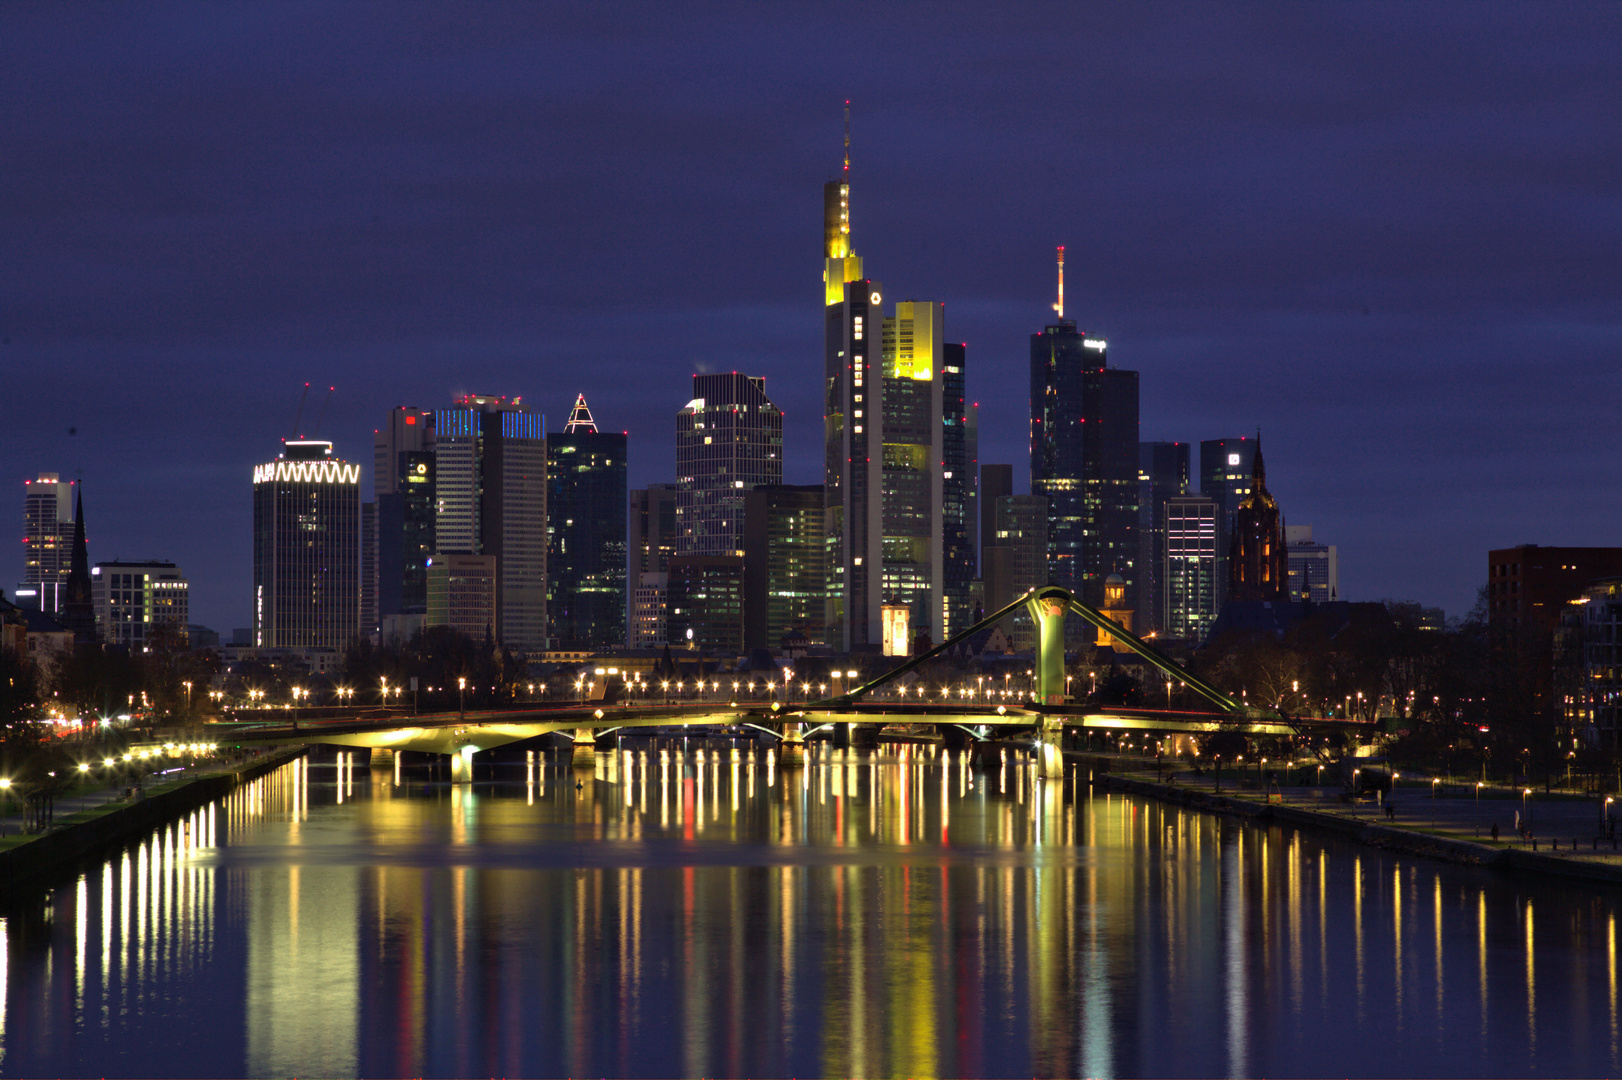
[11,130,1376,669]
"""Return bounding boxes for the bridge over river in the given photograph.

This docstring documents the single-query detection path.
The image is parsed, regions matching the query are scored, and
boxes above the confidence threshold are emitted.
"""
[198,587,1373,780]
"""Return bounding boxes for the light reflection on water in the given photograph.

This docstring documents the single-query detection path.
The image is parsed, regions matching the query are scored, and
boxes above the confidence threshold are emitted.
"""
[0,744,1617,1078]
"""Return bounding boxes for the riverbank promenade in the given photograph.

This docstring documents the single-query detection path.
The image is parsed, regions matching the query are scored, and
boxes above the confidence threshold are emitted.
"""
[1094,755,1622,877]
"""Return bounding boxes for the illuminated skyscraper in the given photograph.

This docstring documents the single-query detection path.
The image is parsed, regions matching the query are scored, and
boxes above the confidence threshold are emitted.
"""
[252,440,362,649]
[20,472,74,611]
[1030,249,1139,611]
[1164,494,1219,640]
[432,395,548,652]
[821,119,945,652]
[675,373,782,556]
[547,395,627,649]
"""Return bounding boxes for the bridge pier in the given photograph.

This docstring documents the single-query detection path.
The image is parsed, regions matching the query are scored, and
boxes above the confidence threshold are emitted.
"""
[1036,717,1065,779]
[571,730,597,766]
[778,723,805,766]
[450,747,474,784]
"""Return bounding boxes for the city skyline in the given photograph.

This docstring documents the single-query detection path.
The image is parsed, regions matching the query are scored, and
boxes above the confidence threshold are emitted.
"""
[5,4,1620,634]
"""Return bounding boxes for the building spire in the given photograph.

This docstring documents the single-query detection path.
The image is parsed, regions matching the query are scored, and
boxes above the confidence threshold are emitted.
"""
[1053,245,1065,319]
[62,486,98,644]
[843,99,850,175]
[564,394,598,434]
[1252,428,1266,493]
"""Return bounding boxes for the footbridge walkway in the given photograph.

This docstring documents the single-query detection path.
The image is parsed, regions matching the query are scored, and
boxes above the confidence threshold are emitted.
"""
[201,587,1372,780]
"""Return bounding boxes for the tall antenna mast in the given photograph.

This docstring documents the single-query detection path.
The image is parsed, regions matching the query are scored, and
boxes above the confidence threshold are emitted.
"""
[843,100,850,175]
[1054,246,1065,319]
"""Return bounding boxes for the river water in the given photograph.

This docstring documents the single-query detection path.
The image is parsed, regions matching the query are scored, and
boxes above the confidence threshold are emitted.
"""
[0,745,1616,1078]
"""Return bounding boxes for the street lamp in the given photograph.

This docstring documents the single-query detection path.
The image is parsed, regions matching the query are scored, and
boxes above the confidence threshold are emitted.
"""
[458,676,467,719]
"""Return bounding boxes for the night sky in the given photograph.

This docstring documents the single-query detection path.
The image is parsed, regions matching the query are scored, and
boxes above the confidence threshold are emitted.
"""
[5,2,1620,635]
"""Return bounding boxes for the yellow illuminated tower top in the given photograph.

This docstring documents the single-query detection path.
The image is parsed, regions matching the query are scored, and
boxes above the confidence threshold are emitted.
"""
[823,101,864,305]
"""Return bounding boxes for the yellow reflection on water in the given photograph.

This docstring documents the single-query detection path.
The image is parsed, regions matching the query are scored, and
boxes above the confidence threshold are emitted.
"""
[1393,867,1404,1024]
[1525,899,1536,1051]
[1433,876,1444,1019]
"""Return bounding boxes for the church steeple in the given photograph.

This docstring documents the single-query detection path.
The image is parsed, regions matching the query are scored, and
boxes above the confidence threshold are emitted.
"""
[1228,434,1288,603]
[61,487,98,644]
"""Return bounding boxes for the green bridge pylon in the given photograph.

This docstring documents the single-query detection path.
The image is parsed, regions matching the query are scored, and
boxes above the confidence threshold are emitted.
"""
[815,585,1243,776]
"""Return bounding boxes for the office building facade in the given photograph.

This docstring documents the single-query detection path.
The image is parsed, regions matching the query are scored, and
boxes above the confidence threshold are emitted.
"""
[941,341,976,640]
[666,554,746,654]
[547,395,627,649]
[1164,495,1219,641]
[91,560,189,649]
[1285,524,1338,603]
[1030,308,1139,611]
[1199,436,1256,598]
[426,553,497,641]
[743,485,826,650]
[983,493,1048,649]
[676,373,783,557]
[433,396,548,652]
[374,406,436,631]
[252,440,362,650]
[1138,441,1189,635]
[820,159,948,650]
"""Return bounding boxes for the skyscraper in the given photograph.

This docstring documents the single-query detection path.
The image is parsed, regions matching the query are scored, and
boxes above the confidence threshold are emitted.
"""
[20,473,74,611]
[432,395,548,652]
[374,406,436,635]
[547,395,627,649]
[1199,436,1256,596]
[941,341,976,639]
[1138,441,1190,635]
[743,485,826,649]
[630,485,679,576]
[1164,494,1219,640]
[675,373,783,556]
[820,126,946,651]
[252,440,362,650]
[628,484,678,649]
[878,301,945,649]
[979,464,1013,577]
[988,494,1048,649]
[1030,248,1139,611]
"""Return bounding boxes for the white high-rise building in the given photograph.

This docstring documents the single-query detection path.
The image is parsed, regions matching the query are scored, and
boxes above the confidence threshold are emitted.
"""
[432,396,548,652]
[20,472,74,611]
